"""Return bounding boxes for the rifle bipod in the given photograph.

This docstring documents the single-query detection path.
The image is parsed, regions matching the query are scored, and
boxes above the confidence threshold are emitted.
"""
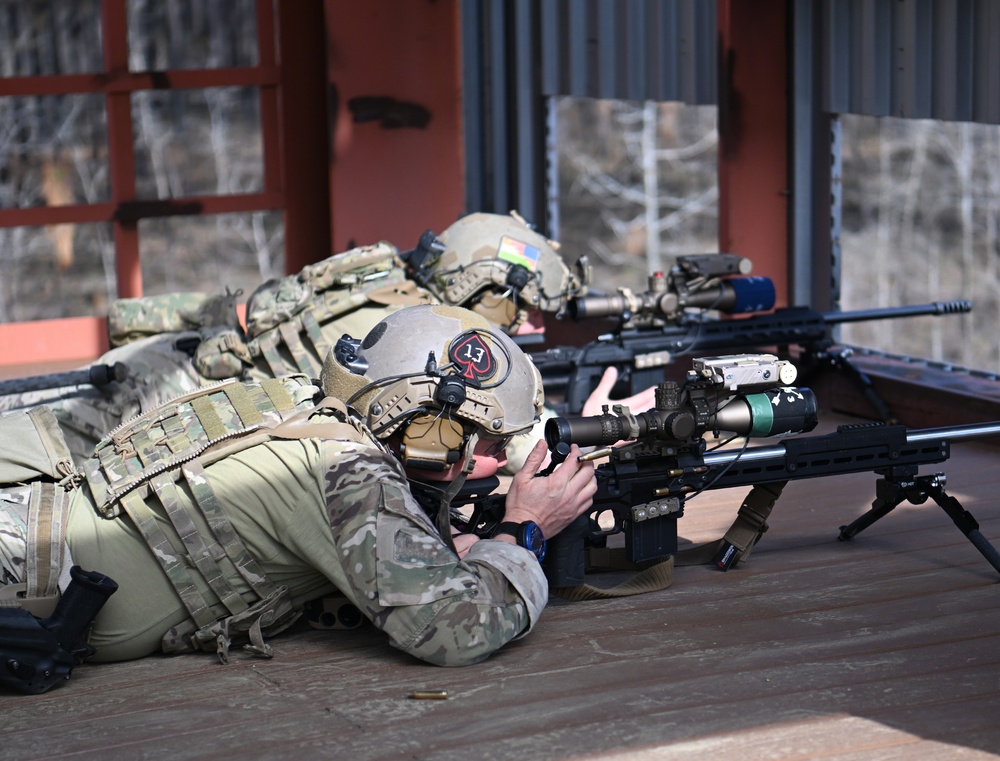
[838,466,1000,576]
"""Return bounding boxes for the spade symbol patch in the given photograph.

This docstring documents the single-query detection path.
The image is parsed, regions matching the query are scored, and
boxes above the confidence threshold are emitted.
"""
[449,332,496,382]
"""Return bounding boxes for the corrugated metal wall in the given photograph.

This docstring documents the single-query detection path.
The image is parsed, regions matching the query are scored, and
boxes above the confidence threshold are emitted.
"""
[461,0,715,229]
[824,0,1000,124]
[539,0,716,104]
[461,0,1000,233]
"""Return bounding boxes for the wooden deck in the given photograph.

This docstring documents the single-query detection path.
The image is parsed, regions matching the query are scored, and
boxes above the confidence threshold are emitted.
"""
[3,417,1000,760]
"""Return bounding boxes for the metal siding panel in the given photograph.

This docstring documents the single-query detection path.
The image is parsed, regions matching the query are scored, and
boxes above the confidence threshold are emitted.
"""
[871,0,893,116]
[932,0,960,121]
[540,0,563,96]
[824,0,1000,124]
[975,0,1000,123]
[461,1,486,212]
[689,0,716,104]
[895,0,934,118]
[626,0,650,101]
[824,0,850,113]
[952,0,975,121]
[515,0,540,220]
[533,0,715,104]
[489,0,510,211]
[656,0,680,101]
[597,0,619,99]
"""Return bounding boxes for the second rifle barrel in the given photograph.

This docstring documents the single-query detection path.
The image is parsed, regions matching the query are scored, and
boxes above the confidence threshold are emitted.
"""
[824,300,972,324]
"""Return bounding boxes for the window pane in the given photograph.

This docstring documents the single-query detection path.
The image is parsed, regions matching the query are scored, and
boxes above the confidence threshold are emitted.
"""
[131,87,263,199]
[127,0,259,71]
[0,94,110,208]
[0,1,103,76]
[138,211,284,297]
[0,222,115,322]
[838,115,998,373]
[555,96,719,293]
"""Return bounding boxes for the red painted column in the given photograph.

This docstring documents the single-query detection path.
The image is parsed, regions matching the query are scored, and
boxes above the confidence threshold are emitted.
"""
[276,0,332,274]
[101,0,142,298]
[717,0,790,307]
[324,1,464,253]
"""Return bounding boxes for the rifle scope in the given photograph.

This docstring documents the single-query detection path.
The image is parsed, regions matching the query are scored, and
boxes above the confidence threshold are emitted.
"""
[568,276,776,321]
[545,386,819,450]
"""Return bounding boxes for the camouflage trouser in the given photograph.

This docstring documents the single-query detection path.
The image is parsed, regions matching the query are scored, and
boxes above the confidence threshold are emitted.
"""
[0,485,30,587]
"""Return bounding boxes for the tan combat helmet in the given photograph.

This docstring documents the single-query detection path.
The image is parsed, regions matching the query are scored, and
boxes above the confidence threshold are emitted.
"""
[404,211,587,332]
[321,304,544,472]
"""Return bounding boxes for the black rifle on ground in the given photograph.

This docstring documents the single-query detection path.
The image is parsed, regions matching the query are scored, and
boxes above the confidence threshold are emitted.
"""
[535,354,1000,593]
[0,362,128,397]
[532,299,972,417]
[0,566,118,694]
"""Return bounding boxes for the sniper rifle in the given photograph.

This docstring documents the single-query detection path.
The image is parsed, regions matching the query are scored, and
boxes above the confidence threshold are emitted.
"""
[537,354,1000,592]
[533,298,972,417]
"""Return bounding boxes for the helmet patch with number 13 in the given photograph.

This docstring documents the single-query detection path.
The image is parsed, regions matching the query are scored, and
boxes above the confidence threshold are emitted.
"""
[450,332,496,383]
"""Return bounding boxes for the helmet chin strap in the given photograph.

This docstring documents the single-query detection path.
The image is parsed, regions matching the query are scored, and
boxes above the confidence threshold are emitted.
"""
[435,431,480,554]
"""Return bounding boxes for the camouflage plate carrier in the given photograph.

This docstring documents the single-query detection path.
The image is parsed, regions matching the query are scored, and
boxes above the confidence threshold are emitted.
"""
[79,373,373,661]
[204,241,436,383]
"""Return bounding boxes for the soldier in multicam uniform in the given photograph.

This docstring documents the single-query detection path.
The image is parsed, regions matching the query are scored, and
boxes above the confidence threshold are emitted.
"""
[0,305,596,669]
[0,212,613,465]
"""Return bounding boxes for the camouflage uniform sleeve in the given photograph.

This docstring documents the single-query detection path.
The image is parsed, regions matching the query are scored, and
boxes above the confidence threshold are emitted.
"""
[320,441,547,667]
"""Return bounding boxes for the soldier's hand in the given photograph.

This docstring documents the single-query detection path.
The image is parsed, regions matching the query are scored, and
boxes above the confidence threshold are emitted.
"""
[582,366,658,417]
[502,440,595,538]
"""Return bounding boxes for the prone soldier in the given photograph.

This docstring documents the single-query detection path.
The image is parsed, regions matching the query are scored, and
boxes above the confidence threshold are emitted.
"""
[0,305,597,692]
[1,212,617,465]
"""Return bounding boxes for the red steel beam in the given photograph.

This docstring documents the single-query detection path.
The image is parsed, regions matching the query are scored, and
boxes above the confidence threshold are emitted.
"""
[101,0,141,299]
[276,0,331,274]
[717,0,791,307]
[0,67,280,97]
[257,0,283,197]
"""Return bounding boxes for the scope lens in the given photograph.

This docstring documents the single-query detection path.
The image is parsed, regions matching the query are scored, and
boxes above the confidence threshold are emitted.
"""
[544,414,624,449]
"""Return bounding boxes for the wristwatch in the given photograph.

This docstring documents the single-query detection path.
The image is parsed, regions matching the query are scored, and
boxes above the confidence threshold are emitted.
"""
[496,521,547,562]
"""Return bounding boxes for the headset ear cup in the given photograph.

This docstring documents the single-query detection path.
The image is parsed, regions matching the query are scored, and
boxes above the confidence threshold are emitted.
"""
[402,415,465,470]
[472,293,518,328]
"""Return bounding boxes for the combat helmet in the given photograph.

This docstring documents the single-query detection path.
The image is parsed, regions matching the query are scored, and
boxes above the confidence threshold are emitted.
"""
[403,211,587,332]
[321,304,544,472]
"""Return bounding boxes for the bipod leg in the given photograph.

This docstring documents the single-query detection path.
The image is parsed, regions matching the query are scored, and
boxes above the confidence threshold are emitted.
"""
[924,479,1000,576]
[825,346,896,424]
[838,469,911,541]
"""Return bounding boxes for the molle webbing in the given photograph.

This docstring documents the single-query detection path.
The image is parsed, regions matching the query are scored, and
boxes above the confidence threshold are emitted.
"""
[85,375,317,657]
[248,245,409,380]
[87,376,307,513]
[0,406,78,615]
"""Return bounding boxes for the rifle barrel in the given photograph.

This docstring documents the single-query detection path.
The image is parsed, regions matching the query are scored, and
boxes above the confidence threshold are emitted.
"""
[823,300,971,324]
[703,420,1000,469]
[0,362,127,397]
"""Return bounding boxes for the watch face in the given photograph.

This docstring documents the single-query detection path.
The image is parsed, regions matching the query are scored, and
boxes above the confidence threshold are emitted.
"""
[523,522,547,562]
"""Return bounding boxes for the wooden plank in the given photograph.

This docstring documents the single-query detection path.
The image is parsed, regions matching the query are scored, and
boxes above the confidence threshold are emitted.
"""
[1,419,998,760]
